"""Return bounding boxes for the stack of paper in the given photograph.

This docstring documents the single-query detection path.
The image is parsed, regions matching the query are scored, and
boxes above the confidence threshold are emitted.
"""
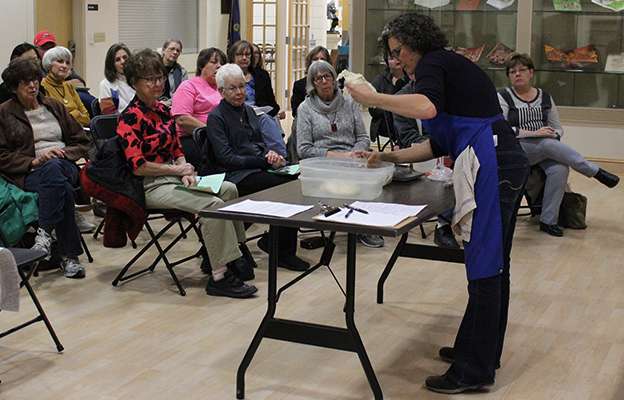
[176,173,225,194]
[315,201,427,227]
[219,199,313,218]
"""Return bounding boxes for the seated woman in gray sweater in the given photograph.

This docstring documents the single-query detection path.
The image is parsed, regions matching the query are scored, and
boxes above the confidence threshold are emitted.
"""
[296,60,383,248]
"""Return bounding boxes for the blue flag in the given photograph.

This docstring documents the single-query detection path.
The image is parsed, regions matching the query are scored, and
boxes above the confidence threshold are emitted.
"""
[228,0,241,49]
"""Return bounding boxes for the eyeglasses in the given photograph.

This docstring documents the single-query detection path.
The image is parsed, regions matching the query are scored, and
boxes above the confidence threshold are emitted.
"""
[389,45,402,59]
[224,84,246,93]
[314,73,333,83]
[509,67,530,75]
[236,52,251,58]
[140,75,165,86]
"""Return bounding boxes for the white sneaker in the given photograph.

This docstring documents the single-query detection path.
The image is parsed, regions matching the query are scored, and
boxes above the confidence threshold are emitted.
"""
[32,228,53,255]
[75,209,95,233]
[61,257,86,279]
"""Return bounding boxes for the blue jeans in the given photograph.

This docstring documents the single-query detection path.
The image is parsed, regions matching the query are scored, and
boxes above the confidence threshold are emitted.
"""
[449,135,529,384]
[24,158,83,258]
[258,114,287,157]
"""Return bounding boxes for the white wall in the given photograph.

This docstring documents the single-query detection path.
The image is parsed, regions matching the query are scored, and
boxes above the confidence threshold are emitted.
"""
[310,0,327,49]
[73,0,241,96]
[564,125,624,161]
[0,0,35,74]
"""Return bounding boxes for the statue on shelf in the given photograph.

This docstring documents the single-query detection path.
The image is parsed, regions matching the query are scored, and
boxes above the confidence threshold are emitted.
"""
[327,0,339,33]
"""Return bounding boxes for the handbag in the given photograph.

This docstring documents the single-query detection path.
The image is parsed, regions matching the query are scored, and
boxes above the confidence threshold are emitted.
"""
[558,191,587,229]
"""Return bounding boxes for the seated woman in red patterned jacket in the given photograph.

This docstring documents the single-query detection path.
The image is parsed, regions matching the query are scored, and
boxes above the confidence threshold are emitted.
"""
[116,49,256,299]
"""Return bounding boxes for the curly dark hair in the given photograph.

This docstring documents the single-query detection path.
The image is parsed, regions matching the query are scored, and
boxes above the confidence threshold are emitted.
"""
[123,48,165,88]
[505,53,534,75]
[104,43,131,82]
[196,47,227,76]
[1,58,44,92]
[381,13,448,56]
[227,40,255,73]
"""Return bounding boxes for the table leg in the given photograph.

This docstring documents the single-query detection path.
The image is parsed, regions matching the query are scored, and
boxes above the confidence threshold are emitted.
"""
[236,225,279,399]
[345,233,383,400]
[376,233,408,304]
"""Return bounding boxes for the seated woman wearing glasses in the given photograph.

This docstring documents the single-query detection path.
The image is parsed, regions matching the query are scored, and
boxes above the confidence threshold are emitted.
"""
[40,46,90,126]
[117,49,257,298]
[499,53,619,237]
[0,58,91,278]
[296,60,383,248]
[206,63,310,272]
[229,40,287,157]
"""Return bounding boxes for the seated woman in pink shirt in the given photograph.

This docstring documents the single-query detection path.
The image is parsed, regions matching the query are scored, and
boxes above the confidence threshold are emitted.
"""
[171,48,226,137]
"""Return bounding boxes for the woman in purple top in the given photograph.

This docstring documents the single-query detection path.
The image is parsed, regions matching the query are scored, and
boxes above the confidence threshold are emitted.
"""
[171,48,226,137]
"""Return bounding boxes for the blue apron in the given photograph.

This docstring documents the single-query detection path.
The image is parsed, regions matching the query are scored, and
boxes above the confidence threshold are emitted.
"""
[423,112,504,281]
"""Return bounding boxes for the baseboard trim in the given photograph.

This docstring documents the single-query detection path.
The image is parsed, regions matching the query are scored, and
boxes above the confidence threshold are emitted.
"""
[586,157,624,165]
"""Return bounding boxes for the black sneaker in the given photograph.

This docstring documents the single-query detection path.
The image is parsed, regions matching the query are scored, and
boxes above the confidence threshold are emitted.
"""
[357,234,384,248]
[434,225,460,249]
[438,346,501,369]
[425,373,493,394]
[227,256,255,281]
[257,235,310,271]
[206,271,257,298]
[540,222,564,237]
[594,168,620,188]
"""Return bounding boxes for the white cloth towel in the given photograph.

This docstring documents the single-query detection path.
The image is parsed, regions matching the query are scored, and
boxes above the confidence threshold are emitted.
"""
[451,146,480,242]
[0,247,20,312]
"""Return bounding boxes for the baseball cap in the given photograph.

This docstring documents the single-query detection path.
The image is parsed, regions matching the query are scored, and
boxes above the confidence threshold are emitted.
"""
[34,30,57,47]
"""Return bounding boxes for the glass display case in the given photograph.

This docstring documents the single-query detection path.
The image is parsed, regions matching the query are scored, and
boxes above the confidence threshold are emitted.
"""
[362,0,624,112]
[365,0,518,89]
[532,0,624,108]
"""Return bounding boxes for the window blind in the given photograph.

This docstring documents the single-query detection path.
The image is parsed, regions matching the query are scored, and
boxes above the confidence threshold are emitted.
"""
[119,0,199,53]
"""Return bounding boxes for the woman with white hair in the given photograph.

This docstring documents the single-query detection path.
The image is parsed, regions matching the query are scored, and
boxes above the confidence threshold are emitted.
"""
[205,63,311,272]
[41,46,90,126]
[295,60,382,248]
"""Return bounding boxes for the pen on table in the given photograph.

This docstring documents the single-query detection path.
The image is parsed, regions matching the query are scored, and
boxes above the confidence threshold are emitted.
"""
[344,208,354,219]
[343,204,368,214]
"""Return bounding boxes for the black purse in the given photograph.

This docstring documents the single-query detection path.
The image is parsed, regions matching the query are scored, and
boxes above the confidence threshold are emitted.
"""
[558,192,587,229]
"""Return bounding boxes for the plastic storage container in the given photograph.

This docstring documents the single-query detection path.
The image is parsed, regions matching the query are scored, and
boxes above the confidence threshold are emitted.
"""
[299,157,395,200]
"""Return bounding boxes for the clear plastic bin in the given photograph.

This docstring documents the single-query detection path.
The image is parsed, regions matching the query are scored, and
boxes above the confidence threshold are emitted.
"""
[299,157,394,200]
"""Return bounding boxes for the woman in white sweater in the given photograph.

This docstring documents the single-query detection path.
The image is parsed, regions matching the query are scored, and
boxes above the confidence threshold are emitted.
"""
[98,43,135,114]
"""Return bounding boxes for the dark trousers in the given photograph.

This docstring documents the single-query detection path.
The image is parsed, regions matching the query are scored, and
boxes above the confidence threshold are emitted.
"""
[449,139,529,384]
[24,158,83,258]
[235,171,298,255]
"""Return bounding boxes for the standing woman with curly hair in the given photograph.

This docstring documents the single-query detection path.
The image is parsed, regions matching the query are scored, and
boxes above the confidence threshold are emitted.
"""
[348,13,530,394]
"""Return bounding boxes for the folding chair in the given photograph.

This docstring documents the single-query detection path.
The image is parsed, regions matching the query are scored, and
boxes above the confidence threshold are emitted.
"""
[0,247,64,352]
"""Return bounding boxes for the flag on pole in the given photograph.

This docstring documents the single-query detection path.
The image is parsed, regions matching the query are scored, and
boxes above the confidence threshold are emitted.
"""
[228,0,241,49]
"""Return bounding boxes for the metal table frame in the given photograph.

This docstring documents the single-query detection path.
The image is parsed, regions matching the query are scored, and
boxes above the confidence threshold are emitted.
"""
[201,179,458,399]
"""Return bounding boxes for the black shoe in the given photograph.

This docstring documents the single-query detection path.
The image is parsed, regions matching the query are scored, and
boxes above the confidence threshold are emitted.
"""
[200,255,212,275]
[357,234,384,248]
[425,373,493,394]
[438,346,501,369]
[206,271,257,298]
[227,257,255,281]
[594,168,620,188]
[434,225,460,249]
[540,222,564,237]
[257,235,310,271]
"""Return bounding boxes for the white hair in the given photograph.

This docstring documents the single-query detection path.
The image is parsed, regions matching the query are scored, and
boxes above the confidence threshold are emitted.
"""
[216,63,245,89]
[306,60,337,95]
[42,46,72,71]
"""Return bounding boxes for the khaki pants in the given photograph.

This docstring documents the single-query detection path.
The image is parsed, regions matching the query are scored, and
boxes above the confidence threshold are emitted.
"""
[143,176,245,267]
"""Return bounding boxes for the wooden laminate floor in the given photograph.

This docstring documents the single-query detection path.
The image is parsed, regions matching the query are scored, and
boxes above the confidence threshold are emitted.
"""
[1,165,623,400]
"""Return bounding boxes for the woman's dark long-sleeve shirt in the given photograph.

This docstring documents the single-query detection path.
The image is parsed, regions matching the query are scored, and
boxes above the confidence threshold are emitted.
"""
[206,99,270,183]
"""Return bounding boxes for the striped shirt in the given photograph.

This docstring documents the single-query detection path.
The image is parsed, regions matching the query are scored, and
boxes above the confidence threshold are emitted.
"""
[497,87,563,137]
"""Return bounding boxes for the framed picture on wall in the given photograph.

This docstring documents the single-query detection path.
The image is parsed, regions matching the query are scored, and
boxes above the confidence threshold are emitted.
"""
[222,0,231,14]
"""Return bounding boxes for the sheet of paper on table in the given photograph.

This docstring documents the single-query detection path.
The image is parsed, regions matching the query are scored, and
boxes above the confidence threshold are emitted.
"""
[219,199,313,218]
[315,201,427,227]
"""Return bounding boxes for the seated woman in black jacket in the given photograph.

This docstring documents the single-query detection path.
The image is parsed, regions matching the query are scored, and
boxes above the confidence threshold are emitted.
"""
[206,63,309,272]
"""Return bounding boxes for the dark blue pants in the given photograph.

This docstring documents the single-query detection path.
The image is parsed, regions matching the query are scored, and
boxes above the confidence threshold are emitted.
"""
[449,137,529,384]
[24,158,83,258]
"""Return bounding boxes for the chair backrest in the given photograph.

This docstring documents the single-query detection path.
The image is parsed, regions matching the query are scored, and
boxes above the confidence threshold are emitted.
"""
[191,126,218,176]
[91,98,101,117]
[90,114,119,152]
